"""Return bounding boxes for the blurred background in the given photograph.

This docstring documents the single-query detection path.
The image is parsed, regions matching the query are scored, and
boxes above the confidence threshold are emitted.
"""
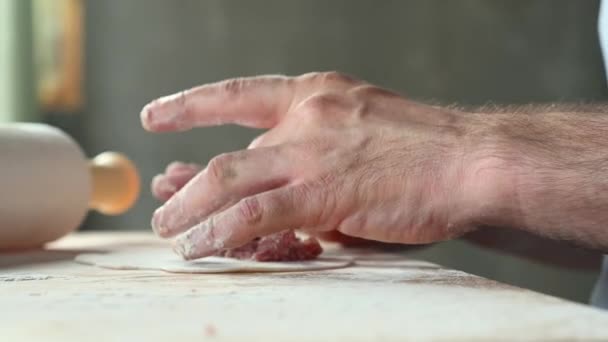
[1,0,606,303]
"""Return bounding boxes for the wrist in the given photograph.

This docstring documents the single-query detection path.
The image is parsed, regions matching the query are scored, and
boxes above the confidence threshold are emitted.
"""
[461,112,608,247]
[451,109,608,250]
[457,113,525,231]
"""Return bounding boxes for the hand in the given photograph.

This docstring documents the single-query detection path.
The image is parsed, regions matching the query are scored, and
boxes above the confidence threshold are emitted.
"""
[151,161,416,249]
[141,72,501,259]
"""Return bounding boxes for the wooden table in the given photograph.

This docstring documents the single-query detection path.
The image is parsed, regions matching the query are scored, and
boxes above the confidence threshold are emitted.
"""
[2,232,608,341]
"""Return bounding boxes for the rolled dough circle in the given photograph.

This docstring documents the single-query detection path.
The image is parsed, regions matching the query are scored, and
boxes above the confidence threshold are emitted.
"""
[75,247,353,274]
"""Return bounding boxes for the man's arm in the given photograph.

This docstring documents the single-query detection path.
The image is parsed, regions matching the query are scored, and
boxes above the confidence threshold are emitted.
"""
[459,104,608,267]
[140,73,608,259]
[463,106,608,253]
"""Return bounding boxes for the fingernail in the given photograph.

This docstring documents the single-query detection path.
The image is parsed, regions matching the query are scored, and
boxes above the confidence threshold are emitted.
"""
[152,174,177,197]
[141,102,179,131]
[151,207,167,236]
[172,238,192,259]
[140,104,155,131]
[158,180,177,195]
[173,219,223,260]
[173,235,197,260]
[173,226,210,260]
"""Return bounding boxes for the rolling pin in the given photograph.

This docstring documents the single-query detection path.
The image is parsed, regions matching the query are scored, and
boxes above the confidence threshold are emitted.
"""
[0,123,140,249]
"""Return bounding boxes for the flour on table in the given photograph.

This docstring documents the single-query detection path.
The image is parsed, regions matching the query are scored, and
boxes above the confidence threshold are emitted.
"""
[75,247,353,274]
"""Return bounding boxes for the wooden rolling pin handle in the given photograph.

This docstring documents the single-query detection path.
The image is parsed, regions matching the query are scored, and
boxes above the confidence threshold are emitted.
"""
[89,152,140,215]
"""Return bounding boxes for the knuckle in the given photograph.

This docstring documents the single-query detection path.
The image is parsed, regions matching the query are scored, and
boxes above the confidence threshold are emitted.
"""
[206,153,235,184]
[299,93,343,118]
[349,85,399,99]
[218,78,245,97]
[297,71,356,87]
[235,196,264,225]
[297,72,323,83]
[320,71,353,85]
[292,182,329,225]
[178,90,194,120]
[317,181,338,223]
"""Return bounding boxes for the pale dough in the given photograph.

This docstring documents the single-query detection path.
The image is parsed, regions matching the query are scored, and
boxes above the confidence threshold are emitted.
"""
[75,247,353,274]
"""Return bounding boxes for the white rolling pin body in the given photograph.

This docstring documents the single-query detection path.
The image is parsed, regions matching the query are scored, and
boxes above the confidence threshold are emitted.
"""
[0,123,139,249]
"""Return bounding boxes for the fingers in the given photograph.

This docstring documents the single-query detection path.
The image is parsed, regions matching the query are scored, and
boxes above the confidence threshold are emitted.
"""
[151,175,175,201]
[151,146,295,238]
[172,183,325,260]
[140,72,363,133]
[141,75,295,132]
[151,162,201,201]
[166,161,201,175]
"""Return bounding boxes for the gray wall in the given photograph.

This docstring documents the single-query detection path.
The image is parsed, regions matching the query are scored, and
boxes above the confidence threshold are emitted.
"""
[53,0,607,303]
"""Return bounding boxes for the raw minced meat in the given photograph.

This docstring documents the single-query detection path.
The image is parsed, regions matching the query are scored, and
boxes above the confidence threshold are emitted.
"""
[214,230,322,261]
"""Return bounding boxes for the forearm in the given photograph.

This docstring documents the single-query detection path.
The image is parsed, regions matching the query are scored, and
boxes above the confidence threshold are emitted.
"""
[467,105,608,252]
